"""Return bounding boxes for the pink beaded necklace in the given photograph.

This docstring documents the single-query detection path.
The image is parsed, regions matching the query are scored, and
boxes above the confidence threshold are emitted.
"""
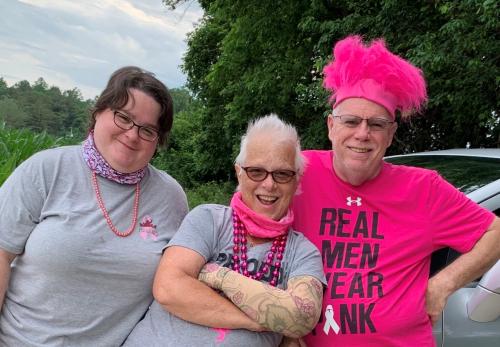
[91,171,140,237]
[231,211,287,287]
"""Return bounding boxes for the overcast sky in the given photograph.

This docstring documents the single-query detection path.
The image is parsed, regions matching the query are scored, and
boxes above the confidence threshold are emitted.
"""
[0,0,203,99]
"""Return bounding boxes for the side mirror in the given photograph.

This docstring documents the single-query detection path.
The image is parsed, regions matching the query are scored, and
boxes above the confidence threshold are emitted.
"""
[467,260,500,322]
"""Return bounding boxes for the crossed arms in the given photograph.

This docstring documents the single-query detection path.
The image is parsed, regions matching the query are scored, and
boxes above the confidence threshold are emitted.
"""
[154,217,500,334]
[153,245,323,338]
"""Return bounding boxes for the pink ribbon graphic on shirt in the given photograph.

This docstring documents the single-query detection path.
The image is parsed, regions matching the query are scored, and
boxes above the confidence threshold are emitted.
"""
[323,304,340,335]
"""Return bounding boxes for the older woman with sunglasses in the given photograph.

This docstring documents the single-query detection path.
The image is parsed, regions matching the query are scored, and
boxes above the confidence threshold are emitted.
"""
[0,66,188,346]
[125,114,325,346]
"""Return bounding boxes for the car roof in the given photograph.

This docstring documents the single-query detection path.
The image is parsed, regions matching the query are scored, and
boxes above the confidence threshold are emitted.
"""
[385,148,500,159]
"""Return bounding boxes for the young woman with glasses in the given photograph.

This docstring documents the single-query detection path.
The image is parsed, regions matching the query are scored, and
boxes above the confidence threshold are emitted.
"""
[0,66,188,346]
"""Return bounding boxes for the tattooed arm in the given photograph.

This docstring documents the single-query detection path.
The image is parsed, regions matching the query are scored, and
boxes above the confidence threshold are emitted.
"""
[199,263,323,338]
[153,246,265,331]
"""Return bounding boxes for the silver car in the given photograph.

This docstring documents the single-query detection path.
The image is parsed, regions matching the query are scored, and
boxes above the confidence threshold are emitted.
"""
[385,148,500,347]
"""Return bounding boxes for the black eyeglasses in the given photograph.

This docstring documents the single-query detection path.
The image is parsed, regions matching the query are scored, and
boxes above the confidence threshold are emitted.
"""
[113,111,159,142]
[333,115,395,131]
[240,166,296,184]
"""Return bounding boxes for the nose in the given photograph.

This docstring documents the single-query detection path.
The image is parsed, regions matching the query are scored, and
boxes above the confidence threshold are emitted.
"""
[261,173,277,190]
[353,120,371,140]
[125,124,141,140]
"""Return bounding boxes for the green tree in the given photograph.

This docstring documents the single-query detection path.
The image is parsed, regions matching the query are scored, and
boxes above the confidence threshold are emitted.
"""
[0,78,8,98]
[164,0,499,183]
[173,0,323,181]
[0,98,28,128]
[59,88,90,139]
[170,87,193,114]
[153,103,202,187]
[33,77,49,92]
[0,78,91,139]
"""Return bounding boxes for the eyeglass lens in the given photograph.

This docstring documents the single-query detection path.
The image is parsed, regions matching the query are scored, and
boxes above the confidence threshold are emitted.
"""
[243,167,296,183]
[337,115,392,130]
[113,111,159,141]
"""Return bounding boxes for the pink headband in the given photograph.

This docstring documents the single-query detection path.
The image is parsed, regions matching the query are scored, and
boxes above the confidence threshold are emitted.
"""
[323,35,427,119]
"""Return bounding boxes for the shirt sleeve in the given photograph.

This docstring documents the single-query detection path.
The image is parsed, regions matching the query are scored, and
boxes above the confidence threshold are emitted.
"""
[166,205,219,261]
[286,231,327,286]
[0,156,46,254]
[428,171,495,253]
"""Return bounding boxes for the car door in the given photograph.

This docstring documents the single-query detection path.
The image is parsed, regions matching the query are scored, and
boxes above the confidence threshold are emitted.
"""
[434,183,500,346]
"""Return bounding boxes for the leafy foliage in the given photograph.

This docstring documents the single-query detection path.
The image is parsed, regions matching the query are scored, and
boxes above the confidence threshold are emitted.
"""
[168,0,499,184]
[185,181,234,209]
[153,100,203,187]
[0,124,74,185]
[0,77,92,140]
[152,95,236,207]
[3,1,499,206]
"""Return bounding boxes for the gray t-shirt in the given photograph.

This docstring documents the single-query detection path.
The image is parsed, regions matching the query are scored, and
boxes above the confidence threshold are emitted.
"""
[0,145,188,346]
[124,204,325,347]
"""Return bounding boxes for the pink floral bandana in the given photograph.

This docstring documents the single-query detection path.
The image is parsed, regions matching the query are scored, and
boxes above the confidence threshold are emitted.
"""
[82,131,146,185]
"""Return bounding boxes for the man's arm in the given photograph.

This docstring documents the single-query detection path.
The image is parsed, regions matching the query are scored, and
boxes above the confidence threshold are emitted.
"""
[152,245,264,331]
[0,249,16,308]
[199,263,323,338]
[426,217,500,325]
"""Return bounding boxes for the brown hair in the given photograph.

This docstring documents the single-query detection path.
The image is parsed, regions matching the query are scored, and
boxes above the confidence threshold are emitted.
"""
[89,66,173,146]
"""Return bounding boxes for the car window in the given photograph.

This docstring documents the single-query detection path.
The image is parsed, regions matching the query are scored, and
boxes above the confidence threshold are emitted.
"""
[385,155,500,195]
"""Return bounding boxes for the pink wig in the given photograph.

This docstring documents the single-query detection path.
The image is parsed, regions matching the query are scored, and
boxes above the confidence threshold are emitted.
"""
[323,35,427,119]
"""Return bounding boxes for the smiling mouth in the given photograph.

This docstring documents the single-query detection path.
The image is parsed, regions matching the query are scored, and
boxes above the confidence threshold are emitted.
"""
[349,146,371,153]
[257,195,279,205]
[118,140,137,151]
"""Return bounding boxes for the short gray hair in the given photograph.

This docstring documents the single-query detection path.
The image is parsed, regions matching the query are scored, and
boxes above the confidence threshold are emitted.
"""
[235,114,306,176]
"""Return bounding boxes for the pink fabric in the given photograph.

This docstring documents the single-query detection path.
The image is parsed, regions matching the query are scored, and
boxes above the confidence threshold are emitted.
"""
[230,192,293,238]
[323,35,427,118]
[334,79,399,118]
[292,150,495,347]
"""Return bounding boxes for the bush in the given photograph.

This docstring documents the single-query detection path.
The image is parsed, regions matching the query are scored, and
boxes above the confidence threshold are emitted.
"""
[185,181,235,209]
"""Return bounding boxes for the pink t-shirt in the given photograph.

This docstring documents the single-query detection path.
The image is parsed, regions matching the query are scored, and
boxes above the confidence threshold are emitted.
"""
[292,150,495,347]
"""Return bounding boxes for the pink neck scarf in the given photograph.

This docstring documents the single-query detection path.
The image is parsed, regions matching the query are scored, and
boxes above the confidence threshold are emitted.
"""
[230,191,293,238]
[82,131,146,185]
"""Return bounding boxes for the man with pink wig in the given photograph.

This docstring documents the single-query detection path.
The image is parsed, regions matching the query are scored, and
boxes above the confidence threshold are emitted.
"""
[292,35,500,346]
